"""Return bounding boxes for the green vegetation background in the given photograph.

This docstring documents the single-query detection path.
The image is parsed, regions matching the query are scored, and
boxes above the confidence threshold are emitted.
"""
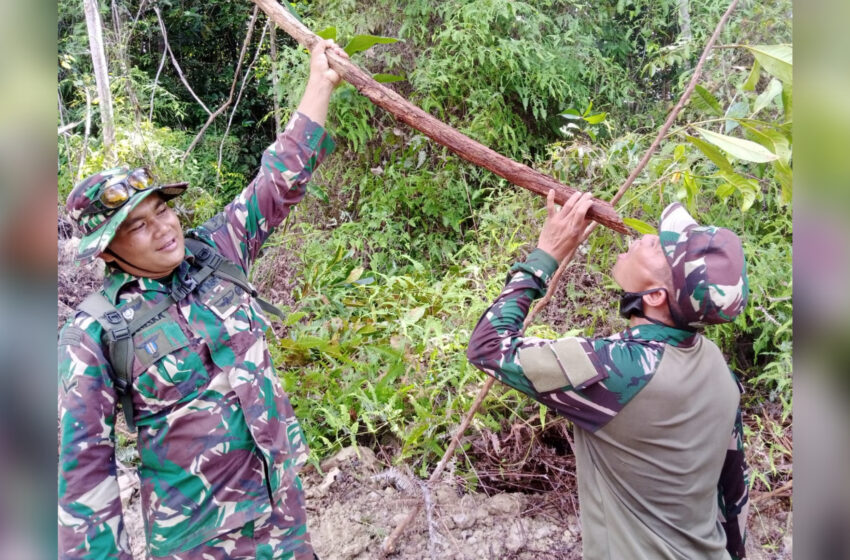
[58,0,791,498]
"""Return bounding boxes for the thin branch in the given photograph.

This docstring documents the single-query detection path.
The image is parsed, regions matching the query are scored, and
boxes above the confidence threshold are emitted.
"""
[182,6,260,161]
[149,45,168,121]
[57,91,76,178]
[270,24,282,134]
[379,0,743,554]
[751,480,793,506]
[153,6,212,116]
[112,0,143,125]
[77,87,93,181]
[612,0,741,206]
[218,21,268,171]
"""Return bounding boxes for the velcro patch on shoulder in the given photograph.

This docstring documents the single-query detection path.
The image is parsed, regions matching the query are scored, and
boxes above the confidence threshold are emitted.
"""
[518,338,604,393]
[58,326,85,347]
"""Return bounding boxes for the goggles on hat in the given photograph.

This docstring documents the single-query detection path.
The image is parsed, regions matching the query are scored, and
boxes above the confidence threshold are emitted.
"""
[80,167,156,216]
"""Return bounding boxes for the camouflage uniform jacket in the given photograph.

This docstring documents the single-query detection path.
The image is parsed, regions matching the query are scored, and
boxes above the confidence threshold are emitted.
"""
[467,248,749,559]
[58,113,335,559]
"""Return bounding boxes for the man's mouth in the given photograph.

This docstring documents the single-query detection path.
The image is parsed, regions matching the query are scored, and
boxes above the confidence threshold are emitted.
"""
[158,238,177,252]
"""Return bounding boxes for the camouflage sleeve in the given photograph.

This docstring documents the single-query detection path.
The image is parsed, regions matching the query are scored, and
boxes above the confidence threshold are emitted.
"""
[718,375,750,559]
[198,111,335,272]
[58,319,131,560]
[466,249,664,432]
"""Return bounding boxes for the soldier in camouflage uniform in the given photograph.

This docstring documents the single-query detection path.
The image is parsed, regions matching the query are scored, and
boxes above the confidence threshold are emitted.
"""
[58,40,347,559]
[467,191,751,559]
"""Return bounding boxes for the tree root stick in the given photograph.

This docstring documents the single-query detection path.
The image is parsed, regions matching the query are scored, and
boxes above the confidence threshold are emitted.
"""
[751,480,793,506]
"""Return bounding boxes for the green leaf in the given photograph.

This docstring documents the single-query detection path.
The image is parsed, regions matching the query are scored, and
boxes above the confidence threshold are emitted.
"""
[344,35,398,56]
[724,101,749,133]
[753,78,783,116]
[718,171,759,212]
[781,82,793,121]
[583,112,607,124]
[743,59,761,91]
[560,108,582,120]
[738,122,791,164]
[344,266,364,284]
[401,305,427,326]
[623,218,657,235]
[695,127,778,163]
[685,135,734,173]
[740,188,757,212]
[316,27,337,41]
[307,183,329,203]
[716,183,736,200]
[773,160,792,205]
[694,85,723,116]
[745,44,792,85]
[284,311,307,326]
[373,73,406,83]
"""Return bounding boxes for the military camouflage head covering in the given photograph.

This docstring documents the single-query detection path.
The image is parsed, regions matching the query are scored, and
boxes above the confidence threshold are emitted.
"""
[66,167,187,264]
[659,202,748,328]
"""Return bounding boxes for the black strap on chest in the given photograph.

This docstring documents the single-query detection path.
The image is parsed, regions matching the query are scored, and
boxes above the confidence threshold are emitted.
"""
[77,239,284,431]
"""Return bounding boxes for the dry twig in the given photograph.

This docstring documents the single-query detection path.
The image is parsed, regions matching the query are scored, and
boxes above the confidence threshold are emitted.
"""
[218,20,269,170]
[153,6,212,116]
[182,6,260,161]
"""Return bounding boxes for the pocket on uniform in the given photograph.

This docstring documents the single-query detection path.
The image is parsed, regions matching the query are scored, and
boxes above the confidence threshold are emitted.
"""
[133,315,191,370]
[131,315,198,411]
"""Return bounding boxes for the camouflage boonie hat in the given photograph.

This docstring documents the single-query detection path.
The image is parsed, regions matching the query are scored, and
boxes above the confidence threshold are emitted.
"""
[66,167,187,264]
[659,202,748,327]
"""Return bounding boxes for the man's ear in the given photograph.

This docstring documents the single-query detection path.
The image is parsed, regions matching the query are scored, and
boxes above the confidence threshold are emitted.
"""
[99,250,115,264]
[641,288,668,309]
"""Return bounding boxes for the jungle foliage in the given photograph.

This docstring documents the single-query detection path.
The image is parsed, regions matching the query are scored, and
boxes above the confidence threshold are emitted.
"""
[58,0,792,500]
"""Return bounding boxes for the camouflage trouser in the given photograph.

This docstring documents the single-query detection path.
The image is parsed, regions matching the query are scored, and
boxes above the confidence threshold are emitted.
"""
[168,478,315,560]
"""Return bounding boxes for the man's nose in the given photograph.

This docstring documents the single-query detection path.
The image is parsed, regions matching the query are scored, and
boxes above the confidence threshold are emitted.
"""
[152,214,171,237]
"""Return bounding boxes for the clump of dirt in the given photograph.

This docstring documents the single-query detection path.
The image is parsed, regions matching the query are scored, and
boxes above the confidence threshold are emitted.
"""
[304,447,583,560]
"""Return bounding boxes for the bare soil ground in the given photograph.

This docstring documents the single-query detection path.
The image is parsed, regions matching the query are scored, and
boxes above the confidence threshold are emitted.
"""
[116,443,791,560]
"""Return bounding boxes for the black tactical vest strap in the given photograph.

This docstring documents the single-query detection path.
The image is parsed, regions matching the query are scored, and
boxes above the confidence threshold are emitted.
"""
[76,240,285,432]
[184,238,286,321]
[78,292,139,431]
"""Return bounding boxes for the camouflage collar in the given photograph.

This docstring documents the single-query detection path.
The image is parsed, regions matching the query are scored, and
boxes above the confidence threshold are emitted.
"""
[624,323,699,347]
[101,246,194,304]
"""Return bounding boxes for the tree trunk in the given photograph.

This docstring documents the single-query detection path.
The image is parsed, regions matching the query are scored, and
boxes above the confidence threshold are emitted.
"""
[83,0,115,159]
[250,0,627,234]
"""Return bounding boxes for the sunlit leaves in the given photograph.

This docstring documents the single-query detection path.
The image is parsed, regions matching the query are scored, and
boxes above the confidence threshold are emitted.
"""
[694,127,778,163]
[694,85,723,116]
[316,26,337,40]
[753,78,783,116]
[744,44,792,84]
[623,218,657,235]
[344,34,398,56]
[743,60,761,91]
[685,135,734,173]
[373,73,406,83]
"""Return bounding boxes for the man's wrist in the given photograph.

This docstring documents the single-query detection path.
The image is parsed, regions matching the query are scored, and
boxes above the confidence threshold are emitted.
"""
[305,76,336,97]
[511,248,559,286]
